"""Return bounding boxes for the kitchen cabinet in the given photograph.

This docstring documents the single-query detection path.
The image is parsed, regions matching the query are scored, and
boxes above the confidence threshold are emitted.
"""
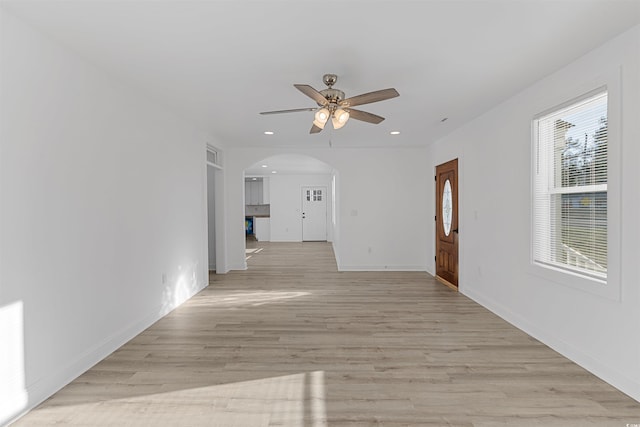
[255,218,270,241]
[245,180,263,205]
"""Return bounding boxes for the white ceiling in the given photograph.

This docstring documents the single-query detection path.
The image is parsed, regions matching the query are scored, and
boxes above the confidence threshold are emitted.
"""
[3,0,640,149]
[245,154,333,176]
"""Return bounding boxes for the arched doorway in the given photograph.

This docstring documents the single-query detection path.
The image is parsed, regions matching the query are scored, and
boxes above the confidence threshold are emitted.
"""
[243,154,339,268]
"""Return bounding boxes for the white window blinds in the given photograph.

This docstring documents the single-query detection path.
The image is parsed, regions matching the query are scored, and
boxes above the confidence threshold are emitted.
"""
[533,91,608,281]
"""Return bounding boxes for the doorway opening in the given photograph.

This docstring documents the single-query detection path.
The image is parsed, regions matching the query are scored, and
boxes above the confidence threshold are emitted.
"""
[206,146,224,283]
[243,154,339,268]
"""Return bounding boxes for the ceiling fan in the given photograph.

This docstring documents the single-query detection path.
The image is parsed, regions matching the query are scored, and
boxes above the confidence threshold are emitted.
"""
[260,74,399,134]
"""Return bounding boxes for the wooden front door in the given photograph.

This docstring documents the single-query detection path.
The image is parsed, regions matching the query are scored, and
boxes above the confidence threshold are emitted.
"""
[435,159,459,290]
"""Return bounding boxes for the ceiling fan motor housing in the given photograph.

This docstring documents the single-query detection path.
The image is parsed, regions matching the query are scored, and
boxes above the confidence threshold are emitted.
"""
[318,88,345,108]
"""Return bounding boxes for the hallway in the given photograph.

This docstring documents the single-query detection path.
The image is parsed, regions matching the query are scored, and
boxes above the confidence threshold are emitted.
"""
[15,242,640,426]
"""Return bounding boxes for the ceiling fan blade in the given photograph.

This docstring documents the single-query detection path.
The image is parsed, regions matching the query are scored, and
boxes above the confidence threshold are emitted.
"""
[294,84,328,106]
[310,123,323,134]
[341,88,399,108]
[347,108,385,124]
[260,107,317,115]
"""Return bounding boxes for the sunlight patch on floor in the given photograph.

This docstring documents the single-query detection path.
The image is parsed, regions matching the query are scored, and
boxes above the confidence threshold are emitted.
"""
[22,372,327,426]
[246,247,264,261]
[206,291,312,308]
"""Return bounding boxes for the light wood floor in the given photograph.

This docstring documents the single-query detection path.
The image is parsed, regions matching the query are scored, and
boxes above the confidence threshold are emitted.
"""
[15,242,640,426]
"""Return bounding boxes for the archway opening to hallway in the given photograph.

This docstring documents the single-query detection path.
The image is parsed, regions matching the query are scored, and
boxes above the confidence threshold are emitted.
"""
[243,154,339,269]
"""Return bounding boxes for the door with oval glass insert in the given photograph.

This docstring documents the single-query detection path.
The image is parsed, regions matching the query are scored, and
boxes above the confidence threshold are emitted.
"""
[435,158,458,290]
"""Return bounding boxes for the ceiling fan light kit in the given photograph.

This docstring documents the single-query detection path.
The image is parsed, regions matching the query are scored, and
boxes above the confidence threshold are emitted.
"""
[332,108,350,129]
[313,108,330,129]
[260,74,399,134]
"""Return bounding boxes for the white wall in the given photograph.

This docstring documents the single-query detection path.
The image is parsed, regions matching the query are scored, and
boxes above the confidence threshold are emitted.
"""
[269,174,332,242]
[0,9,213,424]
[427,26,640,401]
[225,147,430,271]
[336,149,428,271]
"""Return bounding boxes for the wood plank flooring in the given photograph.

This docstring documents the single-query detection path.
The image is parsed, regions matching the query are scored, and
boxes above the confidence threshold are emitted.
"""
[15,242,640,426]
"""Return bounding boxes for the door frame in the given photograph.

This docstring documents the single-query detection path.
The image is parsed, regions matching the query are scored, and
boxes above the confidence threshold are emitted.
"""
[435,158,459,291]
[205,144,225,274]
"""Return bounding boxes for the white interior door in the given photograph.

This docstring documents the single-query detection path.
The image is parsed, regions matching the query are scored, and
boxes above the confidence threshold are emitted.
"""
[302,187,327,241]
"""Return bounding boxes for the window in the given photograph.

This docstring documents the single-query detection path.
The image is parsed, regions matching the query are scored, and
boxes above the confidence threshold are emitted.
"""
[533,90,608,282]
[306,189,322,202]
[206,146,222,167]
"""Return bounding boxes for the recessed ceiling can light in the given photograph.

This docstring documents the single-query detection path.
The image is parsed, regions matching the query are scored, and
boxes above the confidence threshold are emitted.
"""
[261,164,268,168]
[271,171,277,174]
[264,131,274,135]
[390,131,400,135]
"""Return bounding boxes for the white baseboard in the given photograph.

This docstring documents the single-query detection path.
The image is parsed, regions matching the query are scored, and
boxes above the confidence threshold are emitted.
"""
[463,287,640,403]
[7,280,208,427]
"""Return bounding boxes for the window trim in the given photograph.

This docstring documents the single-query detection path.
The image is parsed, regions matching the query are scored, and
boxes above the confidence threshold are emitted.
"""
[533,88,608,282]
[529,67,621,302]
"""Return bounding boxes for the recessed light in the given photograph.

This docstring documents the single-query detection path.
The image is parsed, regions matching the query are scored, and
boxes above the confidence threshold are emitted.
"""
[261,164,268,168]
[271,171,277,174]
[264,131,274,135]
[252,178,257,181]
[390,131,400,135]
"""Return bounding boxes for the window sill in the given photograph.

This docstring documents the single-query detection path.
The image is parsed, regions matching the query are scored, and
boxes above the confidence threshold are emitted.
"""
[528,261,620,301]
